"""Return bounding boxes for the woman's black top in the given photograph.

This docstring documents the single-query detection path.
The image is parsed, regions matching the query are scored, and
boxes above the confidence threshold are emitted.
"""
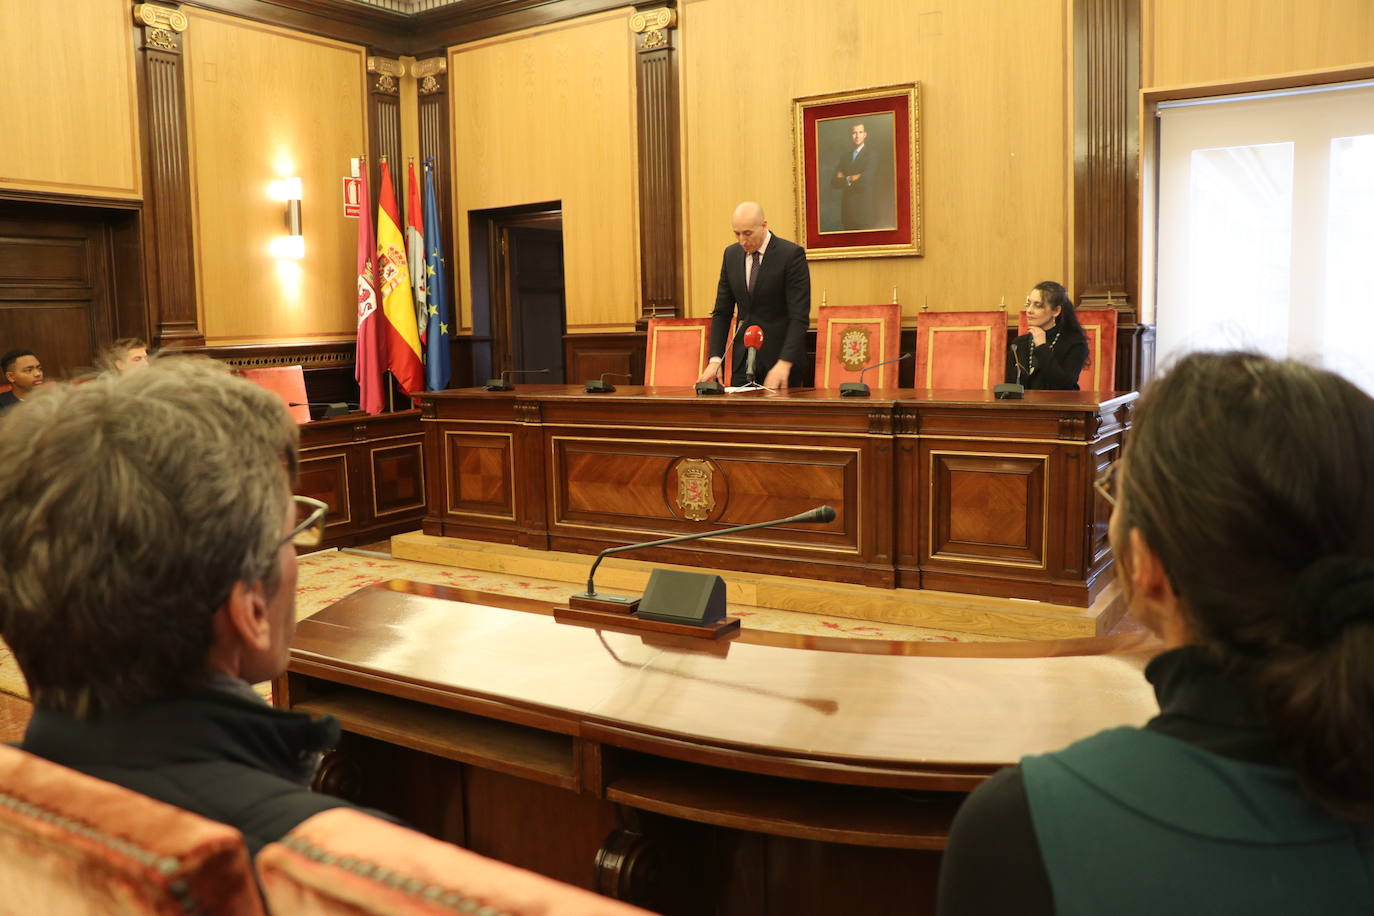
[1007,324,1087,390]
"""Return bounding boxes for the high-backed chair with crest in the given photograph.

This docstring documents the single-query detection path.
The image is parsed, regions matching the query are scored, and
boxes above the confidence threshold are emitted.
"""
[814,303,902,389]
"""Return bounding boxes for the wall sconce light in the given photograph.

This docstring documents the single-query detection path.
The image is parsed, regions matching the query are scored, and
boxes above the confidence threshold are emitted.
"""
[268,177,304,259]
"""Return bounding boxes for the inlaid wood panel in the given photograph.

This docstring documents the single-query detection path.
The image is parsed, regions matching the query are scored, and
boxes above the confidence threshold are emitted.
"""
[929,452,1046,566]
[0,0,141,198]
[444,431,514,518]
[298,451,353,528]
[371,442,425,516]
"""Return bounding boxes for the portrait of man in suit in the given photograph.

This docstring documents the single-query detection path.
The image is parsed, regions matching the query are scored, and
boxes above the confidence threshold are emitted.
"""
[817,113,897,233]
[697,202,811,389]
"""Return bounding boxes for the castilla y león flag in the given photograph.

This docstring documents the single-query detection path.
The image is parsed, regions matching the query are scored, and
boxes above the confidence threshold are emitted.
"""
[375,158,425,399]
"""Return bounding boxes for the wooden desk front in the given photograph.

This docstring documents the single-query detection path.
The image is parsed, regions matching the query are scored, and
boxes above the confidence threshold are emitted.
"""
[280,581,1161,915]
[419,387,1135,605]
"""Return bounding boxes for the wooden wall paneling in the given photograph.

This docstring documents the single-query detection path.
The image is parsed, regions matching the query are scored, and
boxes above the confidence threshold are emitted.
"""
[134,3,203,348]
[411,0,633,56]
[563,332,644,385]
[0,0,142,200]
[0,214,116,379]
[367,56,405,203]
[180,0,408,55]
[630,6,683,320]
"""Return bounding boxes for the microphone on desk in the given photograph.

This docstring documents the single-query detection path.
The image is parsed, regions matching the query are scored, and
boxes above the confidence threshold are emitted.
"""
[288,401,357,418]
[995,344,1026,399]
[568,505,837,627]
[839,352,912,397]
[743,325,764,385]
[584,372,631,393]
[483,368,551,391]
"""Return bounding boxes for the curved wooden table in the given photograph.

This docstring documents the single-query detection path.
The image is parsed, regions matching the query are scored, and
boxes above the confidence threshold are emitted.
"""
[278,580,1161,915]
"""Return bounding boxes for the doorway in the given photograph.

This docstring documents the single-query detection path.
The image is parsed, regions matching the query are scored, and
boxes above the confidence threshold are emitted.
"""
[471,203,567,385]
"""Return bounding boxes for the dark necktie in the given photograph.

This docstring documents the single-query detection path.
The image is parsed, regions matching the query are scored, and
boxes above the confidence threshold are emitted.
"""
[748,250,761,294]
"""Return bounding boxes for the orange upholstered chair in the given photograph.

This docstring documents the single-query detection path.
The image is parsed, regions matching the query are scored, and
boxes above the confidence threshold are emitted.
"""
[644,317,735,386]
[257,808,652,915]
[240,365,311,424]
[914,309,1007,389]
[1015,307,1119,391]
[0,743,264,915]
[814,304,902,388]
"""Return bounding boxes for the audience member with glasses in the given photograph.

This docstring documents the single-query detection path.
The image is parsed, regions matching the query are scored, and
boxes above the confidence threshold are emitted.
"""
[1008,280,1089,390]
[940,350,1374,915]
[0,356,395,857]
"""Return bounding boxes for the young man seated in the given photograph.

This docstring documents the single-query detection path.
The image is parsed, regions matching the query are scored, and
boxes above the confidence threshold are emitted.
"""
[0,356,391,856]
[0,348,44,411]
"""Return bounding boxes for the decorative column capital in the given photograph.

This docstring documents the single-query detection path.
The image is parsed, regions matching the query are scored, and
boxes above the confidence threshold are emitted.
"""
[367,56,403,94]
[133,2,188,54]
[630,7,677,52]
[412,57,447,95]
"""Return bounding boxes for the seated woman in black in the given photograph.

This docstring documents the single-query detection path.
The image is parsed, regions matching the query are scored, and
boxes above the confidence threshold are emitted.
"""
[938,351,1374,916]
[1009,281,1088,390]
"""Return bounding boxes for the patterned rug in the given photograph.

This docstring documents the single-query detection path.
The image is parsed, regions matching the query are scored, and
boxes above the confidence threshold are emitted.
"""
[0,548,997,704]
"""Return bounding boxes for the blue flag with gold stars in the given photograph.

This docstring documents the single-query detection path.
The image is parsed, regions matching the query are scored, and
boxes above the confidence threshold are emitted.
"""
[421,159,452,391]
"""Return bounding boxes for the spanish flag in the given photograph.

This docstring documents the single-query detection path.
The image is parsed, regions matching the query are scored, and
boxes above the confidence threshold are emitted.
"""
[375,157,424,399]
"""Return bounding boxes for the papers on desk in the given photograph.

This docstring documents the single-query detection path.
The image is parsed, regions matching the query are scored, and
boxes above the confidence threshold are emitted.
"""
[724,383,768,393]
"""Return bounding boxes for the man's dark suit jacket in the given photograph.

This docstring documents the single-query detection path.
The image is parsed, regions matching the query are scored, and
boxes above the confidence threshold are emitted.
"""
[709,234,811,386]
[830,145,875,230]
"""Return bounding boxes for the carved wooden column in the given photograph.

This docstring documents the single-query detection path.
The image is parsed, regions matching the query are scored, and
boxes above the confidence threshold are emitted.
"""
[630,6,683,321]
[366,56,403,201]
[1073,0,1146,388]
[415,58,452,306]
[133,2,201,347]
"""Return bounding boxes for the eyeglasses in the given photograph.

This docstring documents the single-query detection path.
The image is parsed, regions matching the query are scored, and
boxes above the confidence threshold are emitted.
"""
[1093,463,1118,507]
[283,495,328,548]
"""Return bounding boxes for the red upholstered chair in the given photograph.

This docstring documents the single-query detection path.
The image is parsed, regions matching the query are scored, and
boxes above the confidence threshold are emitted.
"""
[914,309,1007,389]
[814,304,902,388]
[0,743,264,915]
[240,365,311,424]
[644,317,734,386]
[1015,307,1120,391]
[257,808,652,915]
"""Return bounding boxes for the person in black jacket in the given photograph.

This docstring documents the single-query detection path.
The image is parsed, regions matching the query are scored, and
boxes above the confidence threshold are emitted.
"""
[1008,281,1088,390]
[0,357,393,857]
[939,352,1374,915]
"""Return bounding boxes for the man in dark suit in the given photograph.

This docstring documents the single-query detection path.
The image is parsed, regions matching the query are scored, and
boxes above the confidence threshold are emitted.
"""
[829,122,875,230]
[696,202,811,389]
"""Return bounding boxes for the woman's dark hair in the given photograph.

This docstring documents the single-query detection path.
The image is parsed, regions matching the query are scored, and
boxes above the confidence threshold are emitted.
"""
[1032,281,1085,337]
[1123,351,1374,822]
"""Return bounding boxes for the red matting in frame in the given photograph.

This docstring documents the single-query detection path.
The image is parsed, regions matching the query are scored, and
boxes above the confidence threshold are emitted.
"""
[799,88,915,254]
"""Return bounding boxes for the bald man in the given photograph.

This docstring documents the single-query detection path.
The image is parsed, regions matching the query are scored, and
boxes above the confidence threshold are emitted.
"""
[696,202,811,389]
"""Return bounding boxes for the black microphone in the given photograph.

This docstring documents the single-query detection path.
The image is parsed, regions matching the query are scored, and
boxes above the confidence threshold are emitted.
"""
[576,505,836,603]
[289,401,357,418]
[839,352,912,397]
[584,372,631,393]
[995,343,1026,399]
[483,368,551,391]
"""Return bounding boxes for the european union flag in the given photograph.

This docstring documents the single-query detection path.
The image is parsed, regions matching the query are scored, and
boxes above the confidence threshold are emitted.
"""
[421,159,452,391]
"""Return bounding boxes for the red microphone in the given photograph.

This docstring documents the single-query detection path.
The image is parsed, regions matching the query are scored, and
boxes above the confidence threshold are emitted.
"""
[743,325,764,383]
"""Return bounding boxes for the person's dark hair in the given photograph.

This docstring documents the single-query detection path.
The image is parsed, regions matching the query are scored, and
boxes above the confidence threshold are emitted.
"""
[0,356,300,717]
[1031,281,1086,339]
[1,348,34,374]
[1122,351,1374,822]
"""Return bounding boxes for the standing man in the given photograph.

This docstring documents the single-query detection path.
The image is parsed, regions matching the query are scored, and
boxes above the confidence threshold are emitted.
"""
[697,202,811,389]
[830,122,875,230]
[0,349,44,412]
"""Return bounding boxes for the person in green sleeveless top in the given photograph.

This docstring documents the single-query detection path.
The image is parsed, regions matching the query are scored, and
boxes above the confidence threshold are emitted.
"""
[938,351,1374,915]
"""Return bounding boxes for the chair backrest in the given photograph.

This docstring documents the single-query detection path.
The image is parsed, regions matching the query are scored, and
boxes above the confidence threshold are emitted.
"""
[914,309,1007,389]
[0,743,264,916]
[257,807,652,915]
[1015,307,1120,391]
[644,317,733,387]
[815,304,902,388]
[240,365,311,424]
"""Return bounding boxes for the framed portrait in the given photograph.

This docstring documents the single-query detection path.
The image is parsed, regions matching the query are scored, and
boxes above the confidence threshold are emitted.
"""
[793,83,922,260]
